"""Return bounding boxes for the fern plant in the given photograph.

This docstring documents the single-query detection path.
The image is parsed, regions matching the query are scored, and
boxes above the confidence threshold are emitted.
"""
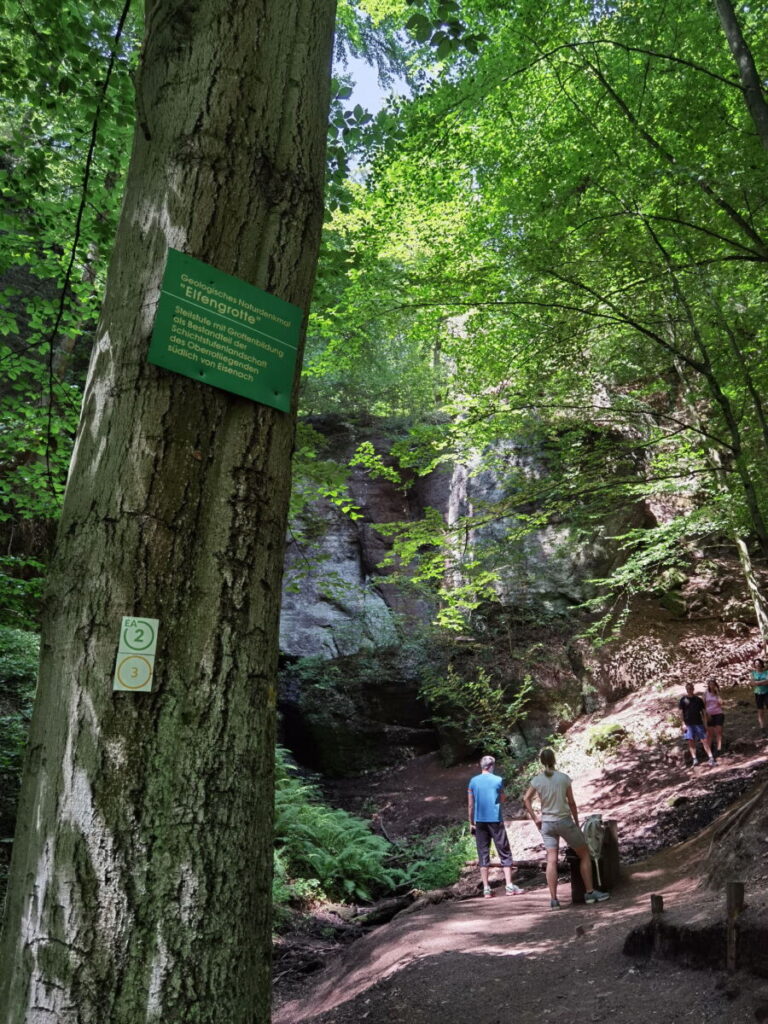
[273,747,405,910]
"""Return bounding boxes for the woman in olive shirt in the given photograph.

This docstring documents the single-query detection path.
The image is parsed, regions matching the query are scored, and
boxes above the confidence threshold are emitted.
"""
[523,747,609,910]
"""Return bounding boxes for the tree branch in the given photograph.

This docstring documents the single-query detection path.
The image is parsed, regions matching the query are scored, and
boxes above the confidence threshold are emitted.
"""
[582,57,768,260]
[43,0,134,496]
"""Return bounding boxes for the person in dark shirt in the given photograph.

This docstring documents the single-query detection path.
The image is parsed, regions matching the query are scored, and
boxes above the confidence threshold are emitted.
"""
[679,682,714,767]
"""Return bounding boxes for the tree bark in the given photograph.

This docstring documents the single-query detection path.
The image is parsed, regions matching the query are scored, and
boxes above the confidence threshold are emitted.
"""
[733,534,768,645]
[713,0,768,153]
[0,2,336,1022]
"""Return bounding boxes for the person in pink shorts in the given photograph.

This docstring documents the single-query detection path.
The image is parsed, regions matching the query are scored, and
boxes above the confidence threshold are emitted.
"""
[704,680,725,757]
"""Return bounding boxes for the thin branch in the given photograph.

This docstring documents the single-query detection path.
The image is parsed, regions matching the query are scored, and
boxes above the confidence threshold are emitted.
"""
[485,397,734,450]
[570,209,765,262]
[493,38,744,96]
[43,0,134,495]
[582,57,768,260]
[545,268,710,376]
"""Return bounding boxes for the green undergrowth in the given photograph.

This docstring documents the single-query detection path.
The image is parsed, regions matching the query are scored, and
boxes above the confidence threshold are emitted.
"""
[420,665,534,759]
[0,627,39,908]
[272,748,475,929]
[584,721,627,757]
[273,747,405,923]
[394,825,475,890]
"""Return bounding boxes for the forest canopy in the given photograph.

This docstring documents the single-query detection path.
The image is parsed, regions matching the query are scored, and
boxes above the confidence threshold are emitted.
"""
[305,0,768,636]
[2,0,768,638]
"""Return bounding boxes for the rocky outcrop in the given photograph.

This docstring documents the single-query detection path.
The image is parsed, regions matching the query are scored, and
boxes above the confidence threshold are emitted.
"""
[276,419,768,776]
[279,419,644,659]
[279,418,442,659]
[277,417,655,774]
[278,648,438,776]
[280,512,399,659]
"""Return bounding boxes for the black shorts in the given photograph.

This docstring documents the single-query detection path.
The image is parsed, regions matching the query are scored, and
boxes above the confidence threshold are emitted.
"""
[474,821,513,867]
[708,713,724,727]
[756,692,768,710]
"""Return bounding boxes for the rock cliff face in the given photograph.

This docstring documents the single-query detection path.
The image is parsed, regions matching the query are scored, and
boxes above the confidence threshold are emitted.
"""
[279,419,639,659]
[276,419,765,778]
[445,442,648,615]
[277,417,650,773]
[279,648,438,776]
[280,420,449,659]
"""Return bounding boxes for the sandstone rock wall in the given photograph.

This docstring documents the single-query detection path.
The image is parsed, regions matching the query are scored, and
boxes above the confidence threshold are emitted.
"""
[279,419,641,659]
[277,417,651,773]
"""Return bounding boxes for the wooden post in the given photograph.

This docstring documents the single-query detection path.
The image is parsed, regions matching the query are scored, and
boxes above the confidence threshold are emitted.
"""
[726,881,744,973]
[600,820,621,889]
[650,894,664,957]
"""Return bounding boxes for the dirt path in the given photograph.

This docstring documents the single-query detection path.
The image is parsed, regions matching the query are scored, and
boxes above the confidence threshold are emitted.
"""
[274,855,767,1024]
[274,683,768,1023]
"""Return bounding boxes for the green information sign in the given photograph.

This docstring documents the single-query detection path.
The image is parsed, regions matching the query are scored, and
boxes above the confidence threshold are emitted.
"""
[148,248,302,412]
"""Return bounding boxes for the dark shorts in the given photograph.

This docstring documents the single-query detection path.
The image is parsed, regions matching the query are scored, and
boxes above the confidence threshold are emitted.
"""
[474,821,513,867]
[756,692,768,709]
[708,714,724,727]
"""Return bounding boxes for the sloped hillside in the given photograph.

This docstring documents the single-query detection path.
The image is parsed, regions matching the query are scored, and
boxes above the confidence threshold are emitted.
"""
[274,673,768,1024]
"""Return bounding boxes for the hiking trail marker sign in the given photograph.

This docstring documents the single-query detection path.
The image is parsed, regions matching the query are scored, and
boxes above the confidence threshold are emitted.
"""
[113,617,159,692]
[148,249,302,412]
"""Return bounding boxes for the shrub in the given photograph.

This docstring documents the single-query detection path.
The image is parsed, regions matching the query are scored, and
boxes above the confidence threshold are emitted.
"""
[0,557,45,631]
[0,627,39,694]
[420,666,533,757]
[584,722,627,756]
[0,628,39,906]
[0,628,38,813]
[398,825,475,890]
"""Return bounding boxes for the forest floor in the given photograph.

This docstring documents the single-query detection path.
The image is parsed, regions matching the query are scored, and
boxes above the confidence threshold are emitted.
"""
[273,679,768,1023]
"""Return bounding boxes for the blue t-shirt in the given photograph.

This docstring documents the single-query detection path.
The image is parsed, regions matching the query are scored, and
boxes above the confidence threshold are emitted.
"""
[468,772,504,823]
[752,670,768,695]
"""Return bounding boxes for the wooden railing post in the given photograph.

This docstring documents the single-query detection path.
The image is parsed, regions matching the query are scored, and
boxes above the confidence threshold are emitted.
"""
[726,881,744,973]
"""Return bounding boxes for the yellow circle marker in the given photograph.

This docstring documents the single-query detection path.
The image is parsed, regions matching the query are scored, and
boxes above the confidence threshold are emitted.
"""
[116,654,153,690]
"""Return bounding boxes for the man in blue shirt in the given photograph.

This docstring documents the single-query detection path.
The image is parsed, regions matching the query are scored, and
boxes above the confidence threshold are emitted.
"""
[467,755,523,898]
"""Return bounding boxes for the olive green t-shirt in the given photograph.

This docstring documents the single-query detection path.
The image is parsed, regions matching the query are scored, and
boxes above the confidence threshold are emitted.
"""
[530,770,572,821]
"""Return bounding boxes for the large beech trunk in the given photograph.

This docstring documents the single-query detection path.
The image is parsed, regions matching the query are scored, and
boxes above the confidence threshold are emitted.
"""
[0,2,336,1021]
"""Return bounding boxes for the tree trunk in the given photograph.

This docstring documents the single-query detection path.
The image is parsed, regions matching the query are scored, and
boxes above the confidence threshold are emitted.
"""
[0,2,336,1022]
[734,535,768,646]
[713,0,768,153]
[703,441,768,647]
